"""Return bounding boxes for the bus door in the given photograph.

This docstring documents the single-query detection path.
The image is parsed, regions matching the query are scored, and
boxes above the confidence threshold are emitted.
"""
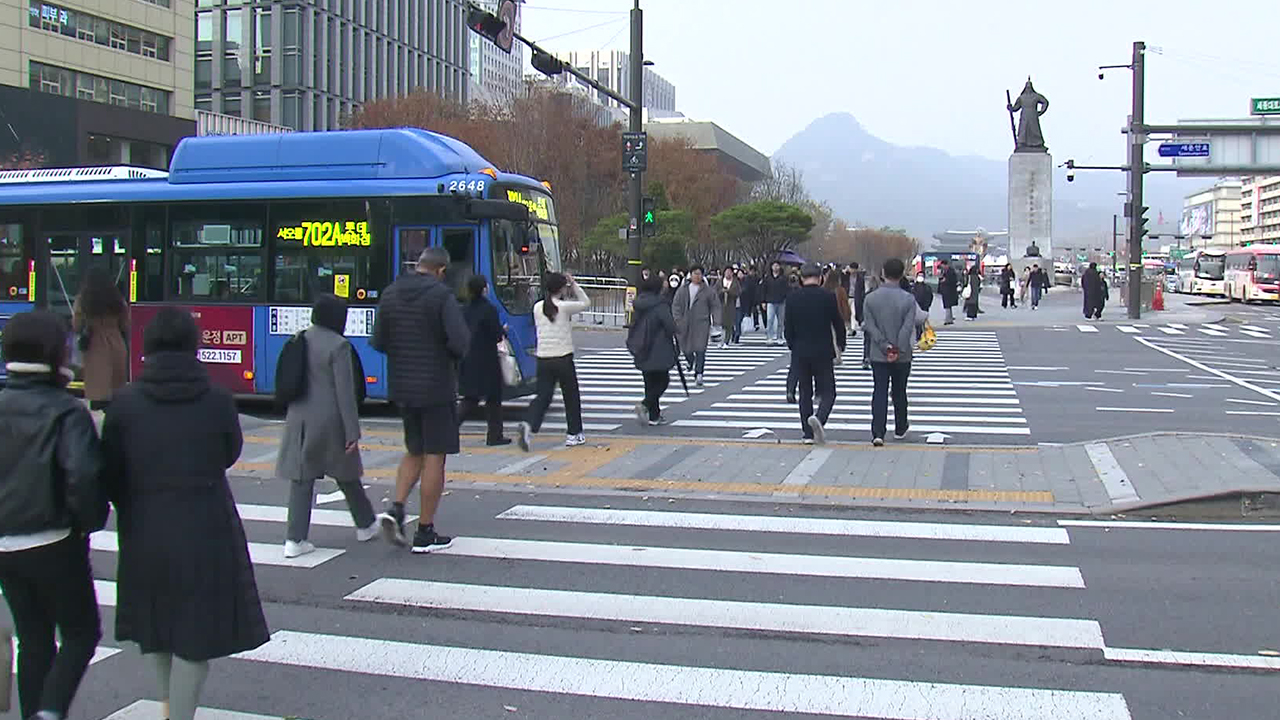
[392,225,476,299]
[43,232,130,317]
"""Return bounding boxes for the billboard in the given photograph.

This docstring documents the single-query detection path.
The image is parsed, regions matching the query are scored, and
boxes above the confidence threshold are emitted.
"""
[1181,201,1214,238]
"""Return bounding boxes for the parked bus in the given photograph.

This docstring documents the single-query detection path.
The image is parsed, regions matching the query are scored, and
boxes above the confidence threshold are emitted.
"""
[0,128,557,397]
[1175,249,1226,296]
[1225,244,1280,304]
[913,251,979,288]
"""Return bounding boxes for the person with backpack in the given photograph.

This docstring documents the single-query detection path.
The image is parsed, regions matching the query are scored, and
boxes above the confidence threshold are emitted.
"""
[627,276,678,426]
[274,294,378,559]
[457,275,511,446]
[0,310,108,720]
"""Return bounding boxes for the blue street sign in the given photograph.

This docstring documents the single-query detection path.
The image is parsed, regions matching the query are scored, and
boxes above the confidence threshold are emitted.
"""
[1158,141,1211,158]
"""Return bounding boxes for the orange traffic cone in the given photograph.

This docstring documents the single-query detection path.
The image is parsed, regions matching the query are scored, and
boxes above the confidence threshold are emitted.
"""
[1153,281,1165,311]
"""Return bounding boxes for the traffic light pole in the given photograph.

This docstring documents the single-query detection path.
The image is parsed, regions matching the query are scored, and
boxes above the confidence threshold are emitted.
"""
[1126,41,1146,320]
[626,1,644,311]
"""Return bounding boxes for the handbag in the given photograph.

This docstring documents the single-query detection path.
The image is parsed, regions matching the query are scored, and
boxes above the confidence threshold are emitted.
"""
[961,284,972,301]
[497,338,521,387]
[916,322,937,352]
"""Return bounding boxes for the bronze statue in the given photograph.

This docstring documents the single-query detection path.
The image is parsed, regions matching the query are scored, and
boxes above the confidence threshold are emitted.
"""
[1006,79,1049,153]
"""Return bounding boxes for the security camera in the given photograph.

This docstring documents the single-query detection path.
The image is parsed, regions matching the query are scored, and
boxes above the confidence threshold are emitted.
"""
[1067,170,1075,182]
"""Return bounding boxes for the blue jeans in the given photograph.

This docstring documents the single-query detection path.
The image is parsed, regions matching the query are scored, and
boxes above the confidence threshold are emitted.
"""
[767,302,785,342]
[1031,286,1043,307]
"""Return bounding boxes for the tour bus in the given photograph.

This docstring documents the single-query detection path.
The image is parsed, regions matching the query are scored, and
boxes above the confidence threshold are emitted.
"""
[1175,249,1226,296]
[0,128,558,398]
[1224,244,1280,304]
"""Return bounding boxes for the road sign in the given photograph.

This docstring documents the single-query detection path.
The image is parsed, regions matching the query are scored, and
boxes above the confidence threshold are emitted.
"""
[1252,97,1280,115]
[1158,141,1211,158]
[622,131,647,173]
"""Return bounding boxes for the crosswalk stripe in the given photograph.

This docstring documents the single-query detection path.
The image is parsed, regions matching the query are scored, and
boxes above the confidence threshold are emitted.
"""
[1076,324,1100,333]
[90,531,343,569]
[1240,325,1270,332]
[741,386,1017,396]
[1169,323,1188,329]
[9,637,119,670]
[673,418,1033,435]
[693,410,1027,424]
[237,630,1131,719]
[1203,324,1230,331]
[347,579,1103,649]
[495,505,1070,543]
[235,503,417,528]
[434,537,1081,586]
[714,402,1025,413]
[1197,328,1228,336]
[1117,325,1141,334]
[727,394,1022,405]
[1158,327,1185,335]
[1242,330,1270,338]
[102,700,271,719]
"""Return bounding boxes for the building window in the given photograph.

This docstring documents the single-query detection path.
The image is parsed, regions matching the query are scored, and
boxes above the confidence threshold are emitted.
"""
[253,90,271,122]
[196,58,212,91]
[30,62,170,114]
[222,93,241,117]
[28,2,172,62]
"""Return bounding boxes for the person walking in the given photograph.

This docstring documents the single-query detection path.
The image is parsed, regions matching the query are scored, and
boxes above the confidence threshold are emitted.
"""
[1029,264,1048,309]
[457,275,511,447]
[938,261,960,325]
[73,267,128,411]
[519,272,591,450]
[785,263,847,444]
[1019,266,1031,306]
[762,261,790,345]
[100,308,269,720]
[672,266,722,387]
[662,272,682,307]
[275,294,378,559]
[964,265,982,321]
[863,259,927,446]
[746,267,763,331]
[1082,262,1105,320]
[0,311,108,720]
[912,272,935,314]
[717,265,740,349]
[370,247,470,553]
[735,268,753,343]
[823,267,853,337]
[1000,265,1017,308]
[627,276,678,426]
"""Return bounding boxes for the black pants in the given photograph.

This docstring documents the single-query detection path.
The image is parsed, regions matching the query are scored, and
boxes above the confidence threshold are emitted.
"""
[526,354,583,435]
[751,304,762,329]
[786,357,800,401]
[794,356,836,438]
[642,370,670,421]
[685,351,706,376]
[965,300,979,319]
[871,361,912,440]
[0,535,102,718]
[1002,289,1016,308]
[458,394,504,442]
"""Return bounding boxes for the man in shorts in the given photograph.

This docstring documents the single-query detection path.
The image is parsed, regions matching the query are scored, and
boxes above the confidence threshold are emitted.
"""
[371,247,471,553]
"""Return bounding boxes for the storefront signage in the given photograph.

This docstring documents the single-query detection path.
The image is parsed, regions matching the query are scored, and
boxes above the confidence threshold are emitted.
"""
[276,220,372,247]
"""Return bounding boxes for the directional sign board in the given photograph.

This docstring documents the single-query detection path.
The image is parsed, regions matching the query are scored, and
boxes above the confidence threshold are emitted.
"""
[1158,141,1211,158]
[1252,98,1280,116]
[622,131,647,173]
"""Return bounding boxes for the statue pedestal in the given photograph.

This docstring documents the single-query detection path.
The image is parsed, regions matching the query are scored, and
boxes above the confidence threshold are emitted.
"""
[1008,151,1052,260]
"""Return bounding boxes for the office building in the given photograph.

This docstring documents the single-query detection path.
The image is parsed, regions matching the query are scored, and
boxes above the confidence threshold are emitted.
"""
[1241,175,1280,246]
[548,50,675,114]
[645,117,770,183]
[468,0,523,105]
[1181,179,1242,250]
[196,0,471,132]
[0,0,196,169]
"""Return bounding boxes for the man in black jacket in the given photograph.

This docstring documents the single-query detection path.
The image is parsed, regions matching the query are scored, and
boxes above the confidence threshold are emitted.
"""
[371,246,471,553]
[627,276,678,425]
[785,262,847,444]
[763,261,791,345]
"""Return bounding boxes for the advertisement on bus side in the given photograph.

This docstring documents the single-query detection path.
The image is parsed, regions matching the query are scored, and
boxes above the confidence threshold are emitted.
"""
[129,305,255,393]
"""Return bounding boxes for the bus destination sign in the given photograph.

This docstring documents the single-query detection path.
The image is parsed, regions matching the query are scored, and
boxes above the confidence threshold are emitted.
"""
[506,189,551,222]
[277,220,372,247]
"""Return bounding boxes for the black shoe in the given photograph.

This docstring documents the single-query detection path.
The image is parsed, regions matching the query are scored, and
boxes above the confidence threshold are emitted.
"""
[378,504,407,547]
[411,524,454,554]
[486,437,513,447]
[786,391,797,404]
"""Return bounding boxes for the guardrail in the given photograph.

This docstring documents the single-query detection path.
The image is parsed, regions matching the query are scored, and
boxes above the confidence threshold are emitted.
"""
[573,276,629,328]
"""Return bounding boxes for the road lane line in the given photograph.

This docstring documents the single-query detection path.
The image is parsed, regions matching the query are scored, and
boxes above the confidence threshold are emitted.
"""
[434,537,1085,587]
[348,579,1103,649]
[495,506,1071,544]
[1136,336,1280,403]
[1226,398,1278,406]
[90,531,343,568]
[1204,324,1230,332]
[102,700,274,719]
[1061,519,1280,531]
[1151,392,1193,398]
[238,630,1132,719]
[1095,370,1145,375]
[1095,407,1174,413]
[1242,330,1271,338]
[1084,443,1140,504]
[1240,325,1271,332]
[1085,387,1124,393]
[1103,646,1280,671]
[1169,323,1189,329]
[1225,410,1280,416]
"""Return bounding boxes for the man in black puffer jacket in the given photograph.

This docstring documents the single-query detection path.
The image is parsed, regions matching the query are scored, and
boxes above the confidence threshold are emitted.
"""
[0,310,107,720]
[627,276,678,425]
[371,246,471,554]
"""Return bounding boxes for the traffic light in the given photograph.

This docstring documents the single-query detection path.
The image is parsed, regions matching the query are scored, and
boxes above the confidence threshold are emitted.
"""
[641,197,656,237]
[466,6,511,53]
[1130,203,1149,240]
[531,50,565,76]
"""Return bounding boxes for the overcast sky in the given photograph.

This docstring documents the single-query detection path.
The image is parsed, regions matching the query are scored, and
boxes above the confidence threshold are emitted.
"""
[519,0,1280,164]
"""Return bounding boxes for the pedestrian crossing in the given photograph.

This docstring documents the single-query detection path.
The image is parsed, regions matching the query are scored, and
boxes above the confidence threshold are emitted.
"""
[1065,322,1278,339]
[675,331,1031,439]
[82,494,1279,719]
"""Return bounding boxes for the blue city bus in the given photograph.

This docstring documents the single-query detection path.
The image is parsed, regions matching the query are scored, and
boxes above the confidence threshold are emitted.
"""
[0,128,559,398]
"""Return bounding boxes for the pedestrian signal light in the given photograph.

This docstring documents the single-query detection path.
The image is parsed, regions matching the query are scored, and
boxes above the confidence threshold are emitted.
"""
[641,197,656,238]
[467,7,509,52]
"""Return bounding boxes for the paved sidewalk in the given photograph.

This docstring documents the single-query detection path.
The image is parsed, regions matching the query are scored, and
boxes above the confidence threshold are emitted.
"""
[233,417,1280,516]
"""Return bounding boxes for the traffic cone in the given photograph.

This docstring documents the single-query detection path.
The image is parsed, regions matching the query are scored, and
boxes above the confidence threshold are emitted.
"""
[1153,281,1165,311]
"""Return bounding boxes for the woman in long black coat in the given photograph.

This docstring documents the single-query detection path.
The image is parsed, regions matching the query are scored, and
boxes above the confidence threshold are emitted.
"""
[457,275,510,446]
[100,307,269,720]
[964,265,983,320]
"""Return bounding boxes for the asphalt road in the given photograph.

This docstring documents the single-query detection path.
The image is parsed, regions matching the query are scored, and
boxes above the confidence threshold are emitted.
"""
[45,484,1279,720]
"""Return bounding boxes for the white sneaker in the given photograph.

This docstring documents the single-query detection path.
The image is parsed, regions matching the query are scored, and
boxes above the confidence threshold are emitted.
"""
[695,374,704,387]
[807,416,826,445]
[356,521,379,542]
[565,433,587,447]
[635,403,648,426]
[284,540,316,558]
[518,421,533,452]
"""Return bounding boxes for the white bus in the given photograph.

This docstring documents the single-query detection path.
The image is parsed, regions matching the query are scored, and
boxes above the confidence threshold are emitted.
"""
[1176,249,1226,296]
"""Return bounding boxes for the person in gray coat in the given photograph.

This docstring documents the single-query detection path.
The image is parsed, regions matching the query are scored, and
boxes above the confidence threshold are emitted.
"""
[671,265,722,387]
[276,294,377,559]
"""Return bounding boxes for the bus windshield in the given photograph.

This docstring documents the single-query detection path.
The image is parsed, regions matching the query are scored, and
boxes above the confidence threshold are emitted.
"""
[1256,255,1280,282]
[1195,256,1224,280]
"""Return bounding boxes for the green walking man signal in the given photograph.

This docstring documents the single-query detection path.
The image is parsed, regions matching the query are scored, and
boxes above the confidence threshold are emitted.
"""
[641,197,656,237]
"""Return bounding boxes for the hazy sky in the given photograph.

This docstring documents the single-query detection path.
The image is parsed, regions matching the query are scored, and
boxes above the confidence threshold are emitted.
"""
[520,0,1280,164]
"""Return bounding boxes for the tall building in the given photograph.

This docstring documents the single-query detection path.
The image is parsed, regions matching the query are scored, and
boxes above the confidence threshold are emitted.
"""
[1241,175,1280,246]
[0,0,196,169]
[195,0,472,132]
[549,50,675,114]
[1181,179,1242,250]
[467,0,523,105]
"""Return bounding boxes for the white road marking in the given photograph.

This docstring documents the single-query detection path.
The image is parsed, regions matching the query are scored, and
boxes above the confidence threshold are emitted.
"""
[1006,366,1069,371]
[1158,327,1185,335]
[1116,326,1141,334]
[1103,646,1280,672]
[1225,410,1280,416]
[1168,323,1189,329]
[673,419,1033,435]
[1137,337,1280,404]
[435,537,1085,587]
[1151,392,1193,398]
[90,531,342,568]
[713,402,1025,414]
[102,700,274,719]
[1240,325,1271,332]
[1123,368,1188,372]
[9,637,118,673]
[1084,443,1140,504]
[1095,407,1174,413]
[348,579,1103,649]
[495,506,1071,544]
[726,393,1021,405]
[1060,519,1280,531]
[1076,324,1100,333]
[1085,387,1124,393]
[779,448,834,492]
[1095,370,1146,375]
[1197,328,1228,337]
[496,454,550,475]
[692,410,1027,424]
[1242,330,1271,338]
[235,503,411,528]
[1203,324,1230,332]
[237,630,1132,719]
[1226,398,1278,406]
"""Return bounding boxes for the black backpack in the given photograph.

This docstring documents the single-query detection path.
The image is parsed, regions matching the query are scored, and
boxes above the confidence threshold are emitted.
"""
[275,332,309,406]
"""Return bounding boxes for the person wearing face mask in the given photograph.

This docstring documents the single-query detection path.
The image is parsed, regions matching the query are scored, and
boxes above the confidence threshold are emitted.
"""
[662,272,682,307]
[911,273,934,314]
